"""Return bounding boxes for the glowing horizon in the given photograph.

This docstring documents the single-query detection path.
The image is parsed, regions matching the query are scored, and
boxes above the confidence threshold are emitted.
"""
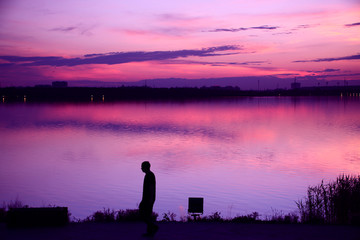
[0,0,359,87]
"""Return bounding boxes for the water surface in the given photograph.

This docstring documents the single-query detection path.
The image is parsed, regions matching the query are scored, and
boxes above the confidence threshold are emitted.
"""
[1,97,359,220]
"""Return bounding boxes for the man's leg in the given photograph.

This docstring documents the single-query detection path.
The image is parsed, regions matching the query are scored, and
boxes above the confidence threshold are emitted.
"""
[144,208,158,236]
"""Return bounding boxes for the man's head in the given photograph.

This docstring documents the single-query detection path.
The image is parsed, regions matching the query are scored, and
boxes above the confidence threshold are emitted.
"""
[141,161,151,173]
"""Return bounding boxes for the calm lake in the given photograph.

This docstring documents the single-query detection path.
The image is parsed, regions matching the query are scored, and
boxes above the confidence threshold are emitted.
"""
[1,97,359,220]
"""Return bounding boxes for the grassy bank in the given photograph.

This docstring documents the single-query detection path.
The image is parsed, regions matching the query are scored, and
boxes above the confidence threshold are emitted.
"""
[2,175,359,226]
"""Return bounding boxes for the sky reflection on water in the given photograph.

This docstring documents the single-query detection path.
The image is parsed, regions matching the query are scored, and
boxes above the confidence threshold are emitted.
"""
[0,97,359,220]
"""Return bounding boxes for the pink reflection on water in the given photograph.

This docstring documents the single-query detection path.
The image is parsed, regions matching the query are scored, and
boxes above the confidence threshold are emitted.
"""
[0,97,360,219]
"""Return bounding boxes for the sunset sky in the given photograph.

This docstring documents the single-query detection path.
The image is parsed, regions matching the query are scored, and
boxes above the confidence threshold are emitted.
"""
[0,0,359,87]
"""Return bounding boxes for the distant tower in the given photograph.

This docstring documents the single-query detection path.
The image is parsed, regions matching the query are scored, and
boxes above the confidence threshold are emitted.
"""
[291,77,301,89]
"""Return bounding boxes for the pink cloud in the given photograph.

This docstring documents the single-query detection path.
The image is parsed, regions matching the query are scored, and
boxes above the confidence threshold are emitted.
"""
[0,0,359,86]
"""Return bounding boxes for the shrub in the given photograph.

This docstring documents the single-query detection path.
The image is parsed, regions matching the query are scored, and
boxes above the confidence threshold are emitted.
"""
[1,199,26,223]
[207,211,223,222]
[232,212,260,223]
[296,174,360,225]
[162,211,177,222]
[85,208,116,223]
[283,213,299,224]
[266,210,299,224]
[187,212,224,222]
[116,209,142,222]
[7,198,25,209]
[84,208,159,222]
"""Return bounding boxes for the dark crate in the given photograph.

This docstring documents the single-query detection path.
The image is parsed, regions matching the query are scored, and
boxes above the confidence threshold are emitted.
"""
[7,207,68,227]
[188,198,203,214]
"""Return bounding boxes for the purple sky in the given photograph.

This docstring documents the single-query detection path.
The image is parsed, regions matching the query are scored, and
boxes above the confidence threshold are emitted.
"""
[0,0,359,87]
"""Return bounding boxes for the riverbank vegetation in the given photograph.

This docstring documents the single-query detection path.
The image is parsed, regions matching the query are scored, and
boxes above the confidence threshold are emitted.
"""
[76,208,299,224]
[296,174,360,225]
[1,175,359,225]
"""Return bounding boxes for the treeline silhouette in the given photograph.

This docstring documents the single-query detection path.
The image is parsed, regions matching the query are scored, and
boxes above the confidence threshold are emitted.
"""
[1,85,360,102]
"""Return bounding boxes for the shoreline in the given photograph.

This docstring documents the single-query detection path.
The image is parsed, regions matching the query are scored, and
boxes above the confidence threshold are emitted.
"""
[1,85,360,103]
[3,221,360,240]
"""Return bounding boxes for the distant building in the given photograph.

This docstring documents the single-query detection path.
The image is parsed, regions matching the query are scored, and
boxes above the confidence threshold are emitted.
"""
[52,81,68,88]
[291,78,301,89]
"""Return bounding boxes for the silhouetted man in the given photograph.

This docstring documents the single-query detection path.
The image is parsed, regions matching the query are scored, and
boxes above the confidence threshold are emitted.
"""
[139,161,158,237]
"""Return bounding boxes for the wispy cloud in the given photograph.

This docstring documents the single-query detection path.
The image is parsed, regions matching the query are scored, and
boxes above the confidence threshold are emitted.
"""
[0,45,242,67]
[296,24,311,29]
[207,25,279,32]
[50,26,77,32]
[122,28,188,37]
[308,68,341,73]
[345,22,360,27]
[273,24,315,35]
[0,56,63,62]
[294,54,360,63]
[49,24,95,36]
[272,32,293,35]
[160,59,268,67]
[308,73,360,78]
[157,13,203,22]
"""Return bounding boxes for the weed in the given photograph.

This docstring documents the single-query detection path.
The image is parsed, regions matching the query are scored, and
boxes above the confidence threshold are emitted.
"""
[162,211,177,222]
[296,174,360,225]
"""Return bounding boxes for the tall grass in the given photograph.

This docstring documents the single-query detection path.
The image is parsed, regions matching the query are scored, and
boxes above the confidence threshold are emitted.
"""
[1,198,26,222]
[162,211,177,222]
[4,198,25,210]
[84,208,158,223]
[296,174,360,225]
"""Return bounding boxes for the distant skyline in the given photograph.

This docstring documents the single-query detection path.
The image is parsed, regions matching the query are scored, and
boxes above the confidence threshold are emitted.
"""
[0,0,359,87]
